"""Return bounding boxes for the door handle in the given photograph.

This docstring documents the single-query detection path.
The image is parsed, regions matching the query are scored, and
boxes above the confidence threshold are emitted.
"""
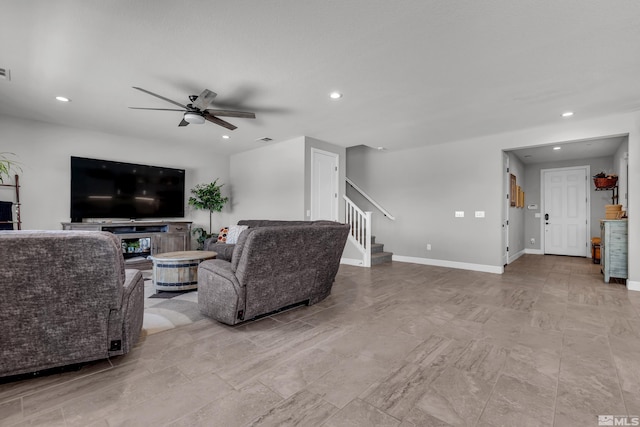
[544,213,549,220]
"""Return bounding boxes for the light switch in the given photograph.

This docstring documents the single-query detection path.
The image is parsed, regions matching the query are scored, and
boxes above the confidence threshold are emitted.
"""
[534,213,541,218]
[455,211,464,218]
[475,211,485,218]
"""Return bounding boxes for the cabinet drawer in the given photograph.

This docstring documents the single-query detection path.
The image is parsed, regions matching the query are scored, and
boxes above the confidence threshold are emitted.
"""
[167,224,190,233]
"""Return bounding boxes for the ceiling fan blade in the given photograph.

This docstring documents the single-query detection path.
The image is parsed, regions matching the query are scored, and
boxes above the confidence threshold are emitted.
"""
[129,107,186,111]
[178,118,189,127]
[192,89,217,111]
[204,109,256,119]
[132,87,188,109]
[204,112,237,130]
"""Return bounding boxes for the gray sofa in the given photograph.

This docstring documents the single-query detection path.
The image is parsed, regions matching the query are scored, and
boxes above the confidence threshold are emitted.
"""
[0,231,144,378]
[198,221,349,325]
[204,220,337,261]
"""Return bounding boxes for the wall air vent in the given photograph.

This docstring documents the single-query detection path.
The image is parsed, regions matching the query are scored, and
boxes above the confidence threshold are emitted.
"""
[0,68,11,81]
[256,137,273,143]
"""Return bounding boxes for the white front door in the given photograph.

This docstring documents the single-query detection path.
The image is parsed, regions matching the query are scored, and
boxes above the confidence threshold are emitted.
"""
[310,148,339,221]
[543,166,589,256]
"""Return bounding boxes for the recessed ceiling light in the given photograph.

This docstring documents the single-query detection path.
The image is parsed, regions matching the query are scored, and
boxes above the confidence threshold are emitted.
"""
[377,147,385,150]
[553,146,562,150]
[55,96,70,102]
[561,111,574,117]
[329,92,342,99]
[222,135,230,139]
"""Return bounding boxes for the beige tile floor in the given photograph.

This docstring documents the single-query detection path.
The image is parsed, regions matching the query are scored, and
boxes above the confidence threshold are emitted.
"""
[2,255,640,426]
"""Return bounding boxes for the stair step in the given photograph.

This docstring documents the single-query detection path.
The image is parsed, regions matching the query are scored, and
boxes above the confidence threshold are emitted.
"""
[371,243,385,254]
[371,251,393,265]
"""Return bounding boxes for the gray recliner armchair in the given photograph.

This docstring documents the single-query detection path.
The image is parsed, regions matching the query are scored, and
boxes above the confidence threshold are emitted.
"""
[0,231,144,378]
[198,222,349,325]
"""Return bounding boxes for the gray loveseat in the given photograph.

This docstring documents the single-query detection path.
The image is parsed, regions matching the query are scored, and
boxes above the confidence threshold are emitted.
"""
[198,221,349,325]
[204,220,335,261]
[0,231,144,378]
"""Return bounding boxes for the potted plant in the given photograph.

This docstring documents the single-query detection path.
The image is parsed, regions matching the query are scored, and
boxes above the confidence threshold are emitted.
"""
[188,179,229,247]
[593,171,618,189]
[0,152,22,184]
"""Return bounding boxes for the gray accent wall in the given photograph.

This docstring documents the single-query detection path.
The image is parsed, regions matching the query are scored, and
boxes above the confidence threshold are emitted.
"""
[508,153,526,258]
[346,111,639,280]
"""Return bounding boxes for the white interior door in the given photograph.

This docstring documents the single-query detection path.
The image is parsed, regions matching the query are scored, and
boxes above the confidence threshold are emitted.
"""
[543,167,588,256]
[310,148,339,221]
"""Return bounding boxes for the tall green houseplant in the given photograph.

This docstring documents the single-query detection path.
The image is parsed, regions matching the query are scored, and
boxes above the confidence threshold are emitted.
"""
[188,179,229,235]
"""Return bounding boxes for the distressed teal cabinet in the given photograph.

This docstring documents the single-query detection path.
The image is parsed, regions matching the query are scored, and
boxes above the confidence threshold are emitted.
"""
[600,219,628,283]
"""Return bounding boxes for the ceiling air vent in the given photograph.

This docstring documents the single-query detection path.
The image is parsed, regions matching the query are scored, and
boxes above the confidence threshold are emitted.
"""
[256,137,273,143]
[0,68,11,81]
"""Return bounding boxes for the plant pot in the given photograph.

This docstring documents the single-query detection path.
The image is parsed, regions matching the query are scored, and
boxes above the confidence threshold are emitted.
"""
[593,177,617,189]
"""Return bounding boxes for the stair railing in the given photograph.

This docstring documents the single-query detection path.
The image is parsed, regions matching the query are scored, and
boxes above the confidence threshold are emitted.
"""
[344,195,372,267]
[345,177,395,220]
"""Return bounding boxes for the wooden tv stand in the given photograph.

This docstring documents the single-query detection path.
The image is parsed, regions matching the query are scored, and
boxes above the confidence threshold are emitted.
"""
[61,221,192,269]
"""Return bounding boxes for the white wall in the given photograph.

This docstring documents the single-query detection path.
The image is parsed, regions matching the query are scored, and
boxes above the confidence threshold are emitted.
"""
[229,136,306,223]
[0,116,230,237]
[614,138,629,211]
[347,111,640,283]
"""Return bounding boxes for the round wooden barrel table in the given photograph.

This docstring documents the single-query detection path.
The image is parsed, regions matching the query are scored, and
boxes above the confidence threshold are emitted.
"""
[151,250,217,292]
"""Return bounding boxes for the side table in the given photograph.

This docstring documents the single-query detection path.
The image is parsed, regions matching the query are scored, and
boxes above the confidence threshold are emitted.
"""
[151,250,217,292]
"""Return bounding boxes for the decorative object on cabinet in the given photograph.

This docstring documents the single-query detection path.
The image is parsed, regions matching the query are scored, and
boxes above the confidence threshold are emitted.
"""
[600,219,627,283]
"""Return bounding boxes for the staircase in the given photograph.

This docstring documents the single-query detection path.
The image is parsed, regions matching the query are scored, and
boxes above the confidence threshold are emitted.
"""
[371,236,393,265]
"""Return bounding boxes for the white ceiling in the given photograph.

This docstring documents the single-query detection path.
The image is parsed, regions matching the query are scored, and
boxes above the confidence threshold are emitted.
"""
[511,135,627,165]
[1,1,639,156]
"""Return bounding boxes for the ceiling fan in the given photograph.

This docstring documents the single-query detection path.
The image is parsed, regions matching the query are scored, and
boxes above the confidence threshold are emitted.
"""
[129,87,256,130]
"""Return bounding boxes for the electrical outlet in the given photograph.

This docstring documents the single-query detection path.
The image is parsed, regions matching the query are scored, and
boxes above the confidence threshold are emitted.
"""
[530,238,535,245]
[455,211,464,218]
[427,244,432,251]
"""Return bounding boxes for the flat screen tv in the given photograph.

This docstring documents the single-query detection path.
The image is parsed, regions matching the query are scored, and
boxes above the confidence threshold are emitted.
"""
[70,156,185,222]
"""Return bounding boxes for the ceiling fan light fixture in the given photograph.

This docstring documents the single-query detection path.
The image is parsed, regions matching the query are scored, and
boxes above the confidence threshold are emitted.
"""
[184,112,205,124]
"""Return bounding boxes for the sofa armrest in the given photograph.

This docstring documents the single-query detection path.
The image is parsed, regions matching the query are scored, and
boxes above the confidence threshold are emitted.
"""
[117,269,144,354]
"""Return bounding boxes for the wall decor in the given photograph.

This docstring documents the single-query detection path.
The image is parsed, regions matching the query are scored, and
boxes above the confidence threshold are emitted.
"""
[510,174,517,207]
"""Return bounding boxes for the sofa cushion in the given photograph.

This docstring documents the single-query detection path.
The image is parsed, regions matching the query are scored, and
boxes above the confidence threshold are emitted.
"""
[226,225,249,244]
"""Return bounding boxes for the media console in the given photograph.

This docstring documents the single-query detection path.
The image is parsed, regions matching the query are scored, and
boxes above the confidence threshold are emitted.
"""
[61,221,192,269]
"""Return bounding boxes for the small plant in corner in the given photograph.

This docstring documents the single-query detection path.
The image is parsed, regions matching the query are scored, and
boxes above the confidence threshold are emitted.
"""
[192,227,210,250]
[0,152,22,184]
[188,179,229,244]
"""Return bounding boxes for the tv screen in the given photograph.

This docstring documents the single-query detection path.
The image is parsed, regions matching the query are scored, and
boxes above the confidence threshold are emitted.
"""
[70,156,185,221]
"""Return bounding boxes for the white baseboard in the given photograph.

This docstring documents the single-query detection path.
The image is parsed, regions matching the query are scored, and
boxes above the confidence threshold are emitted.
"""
[392,255,504,274]
[340,258,364,267]
[524,248,544,255]
[627,280,640,292]
[508,249,525,263]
